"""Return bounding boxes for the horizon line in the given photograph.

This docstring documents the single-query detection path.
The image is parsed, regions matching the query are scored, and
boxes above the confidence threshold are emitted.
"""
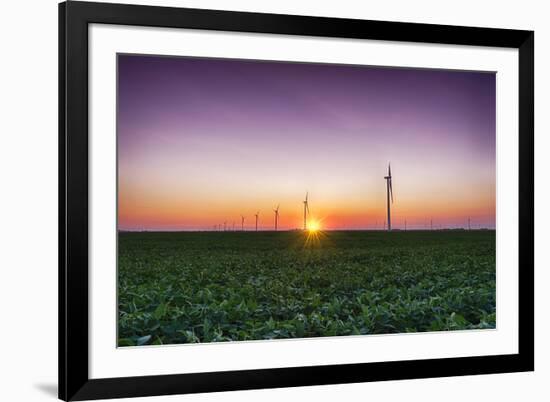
[118,228,496,233]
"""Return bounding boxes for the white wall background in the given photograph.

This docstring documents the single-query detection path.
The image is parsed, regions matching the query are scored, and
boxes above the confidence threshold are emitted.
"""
[0,0,546,401]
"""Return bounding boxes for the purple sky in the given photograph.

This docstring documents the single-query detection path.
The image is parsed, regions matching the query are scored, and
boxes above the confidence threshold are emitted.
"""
[117,54,496,231]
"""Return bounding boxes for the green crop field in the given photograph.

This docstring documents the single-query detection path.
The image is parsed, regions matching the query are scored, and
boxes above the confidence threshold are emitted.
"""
[118,230,496,346]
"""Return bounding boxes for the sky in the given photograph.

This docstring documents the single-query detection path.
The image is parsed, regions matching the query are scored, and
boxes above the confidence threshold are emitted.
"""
[117,54,496,231]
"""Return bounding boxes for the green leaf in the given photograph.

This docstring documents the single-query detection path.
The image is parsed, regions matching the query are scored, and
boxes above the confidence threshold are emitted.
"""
[153,303,168,320]
[118,338,134,347]
[137,335,152,346]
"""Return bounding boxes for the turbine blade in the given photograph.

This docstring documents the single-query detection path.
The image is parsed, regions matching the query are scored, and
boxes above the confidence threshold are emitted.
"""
[389,179,394,203]
[306,203,310,214]
[388,163,392,177]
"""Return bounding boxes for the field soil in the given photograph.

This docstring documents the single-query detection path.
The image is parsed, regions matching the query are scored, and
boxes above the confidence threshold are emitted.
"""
[118,230,496,346]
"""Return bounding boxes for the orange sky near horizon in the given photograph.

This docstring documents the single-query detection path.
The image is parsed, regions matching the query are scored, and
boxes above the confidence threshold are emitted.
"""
[118,159,495,231]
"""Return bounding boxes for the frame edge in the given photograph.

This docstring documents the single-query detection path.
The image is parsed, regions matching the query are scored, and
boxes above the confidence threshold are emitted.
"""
[518,31,535,371]
[61,1,92,400]
[58,2,67,400]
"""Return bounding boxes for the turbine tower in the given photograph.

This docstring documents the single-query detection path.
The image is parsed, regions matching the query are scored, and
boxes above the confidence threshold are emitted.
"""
[273,205,280,231]
[224,221,227,232]
[254,211,259,232]
[384,163,393,231]
[241,215,245,231]
[303,192,310,230]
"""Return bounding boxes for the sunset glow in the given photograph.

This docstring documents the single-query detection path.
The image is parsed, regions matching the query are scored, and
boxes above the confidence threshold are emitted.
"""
[308,220,321,233]
[118,55,496,231]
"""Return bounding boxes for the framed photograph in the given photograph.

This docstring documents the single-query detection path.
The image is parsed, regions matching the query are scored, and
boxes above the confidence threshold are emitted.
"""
[59,1,534,400]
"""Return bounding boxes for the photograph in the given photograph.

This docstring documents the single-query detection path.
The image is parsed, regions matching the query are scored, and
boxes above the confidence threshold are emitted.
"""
[116,54,496,347]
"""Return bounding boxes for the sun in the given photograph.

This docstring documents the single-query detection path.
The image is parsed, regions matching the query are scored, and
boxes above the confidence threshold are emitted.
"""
[307,220,321,232]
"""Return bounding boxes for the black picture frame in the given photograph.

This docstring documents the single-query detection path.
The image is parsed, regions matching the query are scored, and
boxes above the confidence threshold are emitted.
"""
[59,1,534,400]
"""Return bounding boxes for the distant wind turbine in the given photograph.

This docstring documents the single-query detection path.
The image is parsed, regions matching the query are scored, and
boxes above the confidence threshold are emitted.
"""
[241,215,245,231]
[384,163,393,231]
[303,192,310,230]
[468,217,471,231]
[254,211,259,232]
[224,221,227,232]
[273,205,280,231]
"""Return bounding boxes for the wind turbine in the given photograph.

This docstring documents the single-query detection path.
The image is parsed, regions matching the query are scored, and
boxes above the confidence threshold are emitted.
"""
[254,211,259,232]
[273,205,280,231]
[224,221,227,232]
[468,217,471,231]
[241,215,245,231]
[303,192,310,230]
[232,221,235,231]
[384,163,393,231]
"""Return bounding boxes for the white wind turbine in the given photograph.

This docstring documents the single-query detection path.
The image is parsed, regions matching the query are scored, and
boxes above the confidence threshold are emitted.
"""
[273,205,280,231]
[384,163,394,231]
[303,192,310,230]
